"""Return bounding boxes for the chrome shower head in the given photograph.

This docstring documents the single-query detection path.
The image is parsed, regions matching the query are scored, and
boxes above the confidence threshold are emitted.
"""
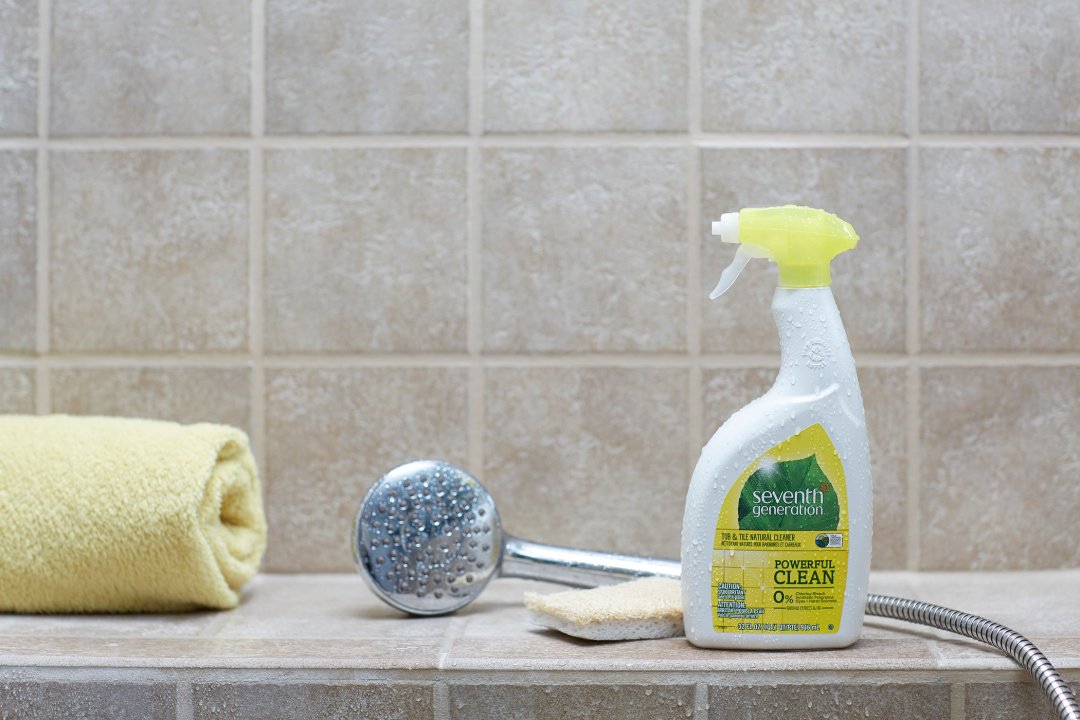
[352,460,502,615]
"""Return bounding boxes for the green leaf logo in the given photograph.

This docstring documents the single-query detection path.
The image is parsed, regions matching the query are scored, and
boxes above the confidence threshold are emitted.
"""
[737,455,840,531]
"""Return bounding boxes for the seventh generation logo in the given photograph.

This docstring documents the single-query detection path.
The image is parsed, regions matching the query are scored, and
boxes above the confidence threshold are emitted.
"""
[737,455,840,532]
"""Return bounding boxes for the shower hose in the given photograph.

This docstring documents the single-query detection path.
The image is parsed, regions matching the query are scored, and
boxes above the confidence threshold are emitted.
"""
[866,594,1079,720]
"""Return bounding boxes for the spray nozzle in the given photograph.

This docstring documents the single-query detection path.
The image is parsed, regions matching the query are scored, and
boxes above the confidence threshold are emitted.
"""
[708,205,858,300]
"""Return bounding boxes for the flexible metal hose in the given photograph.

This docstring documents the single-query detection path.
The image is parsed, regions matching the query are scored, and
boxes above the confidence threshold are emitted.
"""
[867,594,1080,720]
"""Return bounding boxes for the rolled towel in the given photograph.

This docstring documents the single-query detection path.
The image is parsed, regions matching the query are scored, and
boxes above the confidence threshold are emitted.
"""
[0,415,266,612]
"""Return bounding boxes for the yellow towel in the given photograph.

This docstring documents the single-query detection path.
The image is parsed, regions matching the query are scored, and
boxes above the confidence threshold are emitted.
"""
[0,415,266,612]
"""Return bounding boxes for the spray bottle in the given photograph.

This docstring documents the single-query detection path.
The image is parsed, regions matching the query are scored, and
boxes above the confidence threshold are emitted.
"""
[682,205,871,649]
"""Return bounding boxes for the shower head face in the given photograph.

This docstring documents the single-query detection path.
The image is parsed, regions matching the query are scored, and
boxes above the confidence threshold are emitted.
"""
[353,460,502,615]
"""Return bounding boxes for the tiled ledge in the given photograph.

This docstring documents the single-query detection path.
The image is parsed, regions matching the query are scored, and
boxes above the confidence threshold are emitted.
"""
[0,571,1077,719]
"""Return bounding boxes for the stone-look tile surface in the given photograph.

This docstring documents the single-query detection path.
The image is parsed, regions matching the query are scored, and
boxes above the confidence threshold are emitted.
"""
[920,148,1080,352]
[484,148,686,352]
[702,367,908,569]
[0,681,175,720]
[965,682,1057,720]
[702,0,906,132]
[446,580,933,672]
[920,0,1080,132]
[194,682,434,720]
[51,367,251,430]
[266,0,467,134]
[214,575,453,639]
[0,0,37,134]
[484,368,689,557]
[920,368,1080,570]
[50,151,248,352]
[265,149,467,353]
[51,0,248,135]
[484,0,686,132]
[264,368,468,572]
[0,151,36,350]
[701,149,906,354]
[0,368,34,413]
[709,682,950,720]
[449,684,695,720]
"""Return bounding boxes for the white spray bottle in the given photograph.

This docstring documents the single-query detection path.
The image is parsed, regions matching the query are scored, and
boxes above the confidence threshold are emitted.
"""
[682,205,872,649]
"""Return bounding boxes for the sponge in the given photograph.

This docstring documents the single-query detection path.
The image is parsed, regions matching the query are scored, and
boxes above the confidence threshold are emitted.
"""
[524,577,684,641]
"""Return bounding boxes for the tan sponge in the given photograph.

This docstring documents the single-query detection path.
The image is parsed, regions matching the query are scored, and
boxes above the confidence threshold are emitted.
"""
[524,577,684,641]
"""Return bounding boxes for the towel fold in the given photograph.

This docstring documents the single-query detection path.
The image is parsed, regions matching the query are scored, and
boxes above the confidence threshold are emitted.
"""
[0,415,267,612]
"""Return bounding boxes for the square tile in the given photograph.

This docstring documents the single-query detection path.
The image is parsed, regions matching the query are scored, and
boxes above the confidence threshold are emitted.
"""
[266,0,467,134]
[0,0,37,135]
[264,367,468,572]
[449,684,695,720]
[484,0,687,132]
[965,682,1058,719]
[920,147,1080,352]
[51,0,249,135]
[921,0,1080,132]
[51,367,251,430]
[264,149,467,353]
[0,150,36,350]
[0,681,175,720]
[702,367,908,569]
[193,682,434,720]
[0,367,34,413]
[920,367,1080,570]
[702,0,906,132]
[701,148,907,353]
[50,150,248,352]
[709,682,950,719]
[484,367,689,557]
[483,148,686,352]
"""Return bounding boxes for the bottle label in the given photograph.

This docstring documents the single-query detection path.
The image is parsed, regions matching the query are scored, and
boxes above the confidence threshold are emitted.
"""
[711,423,848,634]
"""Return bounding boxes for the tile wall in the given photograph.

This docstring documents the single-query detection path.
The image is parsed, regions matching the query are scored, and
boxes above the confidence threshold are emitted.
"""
[0,0,1077,572]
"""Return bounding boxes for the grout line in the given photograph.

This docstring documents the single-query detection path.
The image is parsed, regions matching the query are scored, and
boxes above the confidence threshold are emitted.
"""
[466,0,484,479]
[8,133,1080,153]
[687,0,702,136]
[905,0,922,573]
[175,680,194,720]
[693,682,709,720]
[433,681,451,720]
[34,0,50,415]
[950,681,965,720]
[3,352,1078,369]
[906,364,921,571]
[686,0,703,466]
[249,0,268,477]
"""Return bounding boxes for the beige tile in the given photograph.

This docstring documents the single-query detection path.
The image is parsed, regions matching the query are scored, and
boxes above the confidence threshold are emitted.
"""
[193,682,434,720]
[0,635,444,669]
[965,682,1058,720]
[0,610,217,638]
[264,368,468,572]
[702,366,908,569]
[934,635,1080,671]
[483,148,686,352]
[266,0,467,134]
[214,574,453,639]
[264,149,467,353]
[0,681,175,720]
[50,150,248,352]
[920,148,1080,352]
[0,151,35,350]
[51,367,251,430]
[920,368,1080,570]
[484,368,689,558]
[921,0,1080,132]
[701,148,906,353]
[709,682,950,719]
[702,0,906,132]
[0,368,34,413]
[484,0,687,132]
[0,1,37,135]
[51,0,248,135]
[449,684,695,720]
